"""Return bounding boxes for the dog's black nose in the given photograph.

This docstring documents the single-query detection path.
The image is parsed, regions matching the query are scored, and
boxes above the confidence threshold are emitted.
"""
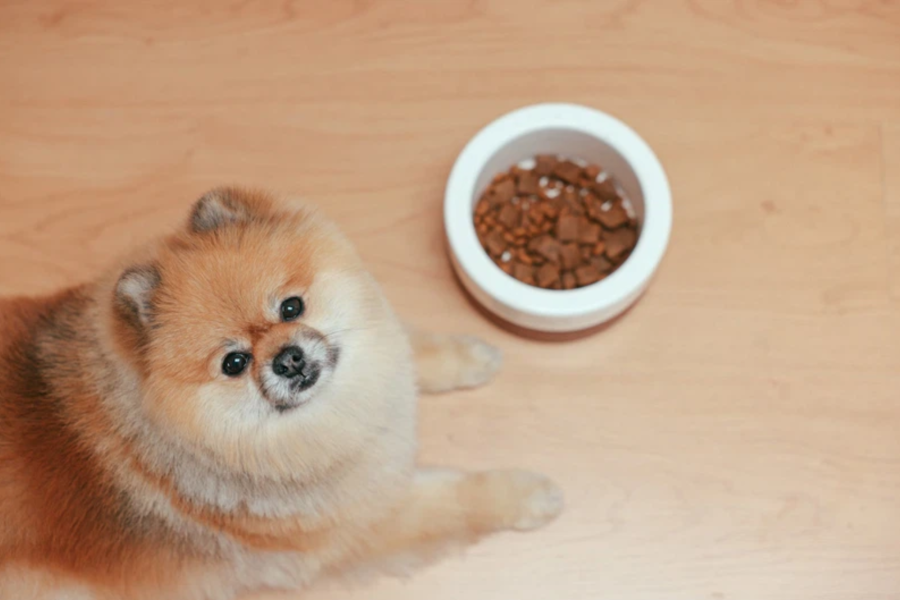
[273,346,306,379]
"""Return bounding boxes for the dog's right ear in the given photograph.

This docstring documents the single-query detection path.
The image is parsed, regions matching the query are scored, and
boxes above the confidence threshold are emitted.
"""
[189,187,256,233]
[115,265,160,328]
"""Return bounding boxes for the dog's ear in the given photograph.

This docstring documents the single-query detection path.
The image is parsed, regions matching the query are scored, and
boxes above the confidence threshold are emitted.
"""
[189,187,260,233]
[115,265,160,328]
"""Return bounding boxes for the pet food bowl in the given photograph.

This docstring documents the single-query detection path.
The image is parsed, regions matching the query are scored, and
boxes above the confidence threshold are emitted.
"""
[444,103,672,335]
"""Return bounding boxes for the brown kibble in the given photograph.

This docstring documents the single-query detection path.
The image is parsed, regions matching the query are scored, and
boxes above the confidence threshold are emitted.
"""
[591,178,618,201]
[503,231,516,243]
[541,220,553,233]
[492,178,516,203]
[518,211,531,229]
[564,198,584,217]
[516,208,527,222]
[531,235,561,262]
[578,219,601,244]
[581,246,591,260]
[516,248,534,265]
[483,214,497,227]
[562,187,579,204]
[476,222,489,236]
[573,202,587,217]
[561,271,577,290]
[591,255,614,273]
[540,190,566,207]
[560,243,582,270]
[475,198,491,216]
[592,240,606,256]
[583,165,601,180]
[605,227,638,259]
[534,155,558,176]
[516,170,540,195]
[512,227,527,237]
[611,249,631,266]
[536,262,561,288]
[556,214,579,242]
[498,203,520,229]
[513,262,535,285]
[584,193,602,218]
[485,230,507,257]
[596,202,629,229]
[575,264,603,286]
[500,261,514,275]
[481,189,499,207]
[513,237,527,247]
[553,160,582,184]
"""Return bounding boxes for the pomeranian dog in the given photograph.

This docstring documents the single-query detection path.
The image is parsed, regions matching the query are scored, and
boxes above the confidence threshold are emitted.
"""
[0,188,563,599]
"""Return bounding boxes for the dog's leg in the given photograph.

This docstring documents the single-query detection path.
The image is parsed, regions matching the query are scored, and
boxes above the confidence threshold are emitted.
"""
[407,329,502,394]
[334,468,562,575]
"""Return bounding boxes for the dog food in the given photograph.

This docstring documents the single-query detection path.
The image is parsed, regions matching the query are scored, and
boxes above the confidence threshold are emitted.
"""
[473,155,638,290]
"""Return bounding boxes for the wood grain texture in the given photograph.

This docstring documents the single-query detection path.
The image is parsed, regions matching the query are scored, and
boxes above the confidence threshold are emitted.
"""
[886,123,900,305]
[1,1,899,599]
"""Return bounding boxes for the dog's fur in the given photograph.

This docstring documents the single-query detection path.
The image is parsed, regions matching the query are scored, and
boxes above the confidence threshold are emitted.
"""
[0,188,562,599]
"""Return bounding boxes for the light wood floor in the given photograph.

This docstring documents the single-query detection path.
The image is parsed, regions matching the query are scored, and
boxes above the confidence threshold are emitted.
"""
[2,2,900,599]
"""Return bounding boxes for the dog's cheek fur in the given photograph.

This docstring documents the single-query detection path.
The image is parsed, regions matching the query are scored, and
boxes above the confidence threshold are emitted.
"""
[142,377,207,443]
[0,292,219,596]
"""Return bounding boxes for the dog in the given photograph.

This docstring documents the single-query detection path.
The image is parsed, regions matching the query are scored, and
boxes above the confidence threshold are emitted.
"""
[0,187,563,599]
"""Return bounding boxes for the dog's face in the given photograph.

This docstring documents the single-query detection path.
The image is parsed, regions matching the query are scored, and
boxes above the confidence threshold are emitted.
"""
[111,188,410,476]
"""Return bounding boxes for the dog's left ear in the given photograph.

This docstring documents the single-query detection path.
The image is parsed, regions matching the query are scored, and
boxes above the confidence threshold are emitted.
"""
[189,187,261,233]
[115,265,160,328]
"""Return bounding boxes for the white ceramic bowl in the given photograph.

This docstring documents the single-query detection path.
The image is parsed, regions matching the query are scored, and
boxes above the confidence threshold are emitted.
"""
[444,103,672,333]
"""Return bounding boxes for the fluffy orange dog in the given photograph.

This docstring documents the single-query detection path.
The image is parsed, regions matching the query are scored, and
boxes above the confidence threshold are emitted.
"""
[0,188,563,599]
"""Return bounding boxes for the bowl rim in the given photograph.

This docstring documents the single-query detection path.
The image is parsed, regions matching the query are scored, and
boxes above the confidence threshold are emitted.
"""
[444,102,672,320]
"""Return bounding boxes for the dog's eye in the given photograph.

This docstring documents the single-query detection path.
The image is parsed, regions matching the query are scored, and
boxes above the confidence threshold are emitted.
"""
[222,352,251,377]
[280,297,305,322]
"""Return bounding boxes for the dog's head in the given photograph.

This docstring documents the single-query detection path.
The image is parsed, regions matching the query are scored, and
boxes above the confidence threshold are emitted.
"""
[109,188,413,477]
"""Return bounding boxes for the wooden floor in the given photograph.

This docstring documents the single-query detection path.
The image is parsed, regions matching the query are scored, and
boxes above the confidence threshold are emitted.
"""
[2,1,900,599]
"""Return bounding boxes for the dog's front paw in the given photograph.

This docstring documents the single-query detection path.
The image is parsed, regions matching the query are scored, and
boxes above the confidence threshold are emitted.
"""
[413,332,503,394]
[480,470,564,532]
[451,335,502,390]
[509,472,565,531]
